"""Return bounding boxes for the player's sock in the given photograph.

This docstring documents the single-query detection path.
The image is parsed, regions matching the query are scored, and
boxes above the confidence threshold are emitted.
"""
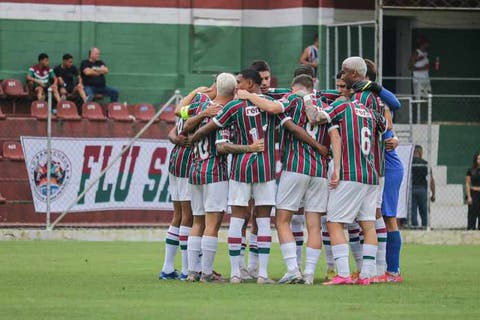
[331,244,350,278]
[239,236,247,270]
[376,218,388,276]
[321,216,335,271]
[228,217,244,278]
[304,247,321,275]
[248,233,259,271]
[347,222,363,271]
[162,225,179,273]
[179,225,191,276]
[360,244,378,279]
[201,236,218,276]
[187,236,202,273]
[386,231,402,274]
[256,217,272,279]
[360,230,364,245]
[280,242,299,272]
[291,214,305,267]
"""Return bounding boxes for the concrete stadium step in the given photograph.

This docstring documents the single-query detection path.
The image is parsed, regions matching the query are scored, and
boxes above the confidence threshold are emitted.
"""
[430,204,468,229]
[434,184,465,205]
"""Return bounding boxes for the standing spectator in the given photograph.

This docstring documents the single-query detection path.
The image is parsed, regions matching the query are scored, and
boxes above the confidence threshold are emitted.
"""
[299,33,319,78]
[26,53,61,102]
[411,145,436,228]
[54,53,87,103]
[80,47,119,102]
[409,36,431,99]
[466,152,480,230]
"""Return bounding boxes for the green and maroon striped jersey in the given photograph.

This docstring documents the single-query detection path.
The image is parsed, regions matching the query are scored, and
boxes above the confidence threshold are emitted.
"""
[323,100,387,185]
[319,89,341,104]
[278,93,330,178]
[180,92,211,120]
[266,88,291,100]
[168,117,193,178]
[188,101,229,185]
[213,95,280,183]
[352,90,385,176]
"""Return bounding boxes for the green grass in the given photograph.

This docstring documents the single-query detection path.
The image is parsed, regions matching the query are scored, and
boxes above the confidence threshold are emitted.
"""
[0,242,479,320]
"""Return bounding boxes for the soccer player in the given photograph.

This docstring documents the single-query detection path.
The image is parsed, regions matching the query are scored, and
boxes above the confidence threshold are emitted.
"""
[182,73,237,283]
[274,75,330,284]
[318,95,387,285]
[159,113,194,280]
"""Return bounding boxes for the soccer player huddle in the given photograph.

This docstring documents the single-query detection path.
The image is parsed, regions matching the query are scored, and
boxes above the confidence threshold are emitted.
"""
[160,56,405,286]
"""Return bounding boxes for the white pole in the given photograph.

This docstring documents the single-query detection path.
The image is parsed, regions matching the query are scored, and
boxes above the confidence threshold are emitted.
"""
[426,93,433,231]
[334,27,339,81]
[347,25,351,57]
[326,27,330,89]
[376,0,384,84]
[46,87,53,230]
[358,25,363,57]
[47,90,182,231]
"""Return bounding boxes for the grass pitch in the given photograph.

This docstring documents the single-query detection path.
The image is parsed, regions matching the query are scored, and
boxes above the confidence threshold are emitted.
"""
[0,241,479,320]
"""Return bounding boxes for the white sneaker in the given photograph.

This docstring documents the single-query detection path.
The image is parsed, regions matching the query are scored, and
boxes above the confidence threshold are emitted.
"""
[257,276,275,284]
[230,276,243,284]
[247,267,258,279]
[278,269,303,284]
[240,267,253,280]
[303,273,314,285]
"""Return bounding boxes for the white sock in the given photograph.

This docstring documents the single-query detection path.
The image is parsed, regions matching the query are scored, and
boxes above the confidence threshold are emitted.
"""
[321,216,334,271]
[201,236,218,276]
[248,233,258,271]
[240,236,246,270]
[291,214,305,267]
[348,222,363,271]
[256,217,272,278]
[304,247,321,275]
[280,242,298,273]
[187,236,202,273]
[375,218,387,276]
[179,226,191,275]
[360,244,378,279]
[332,244,350,278]
[228,217,244,278]
[162,225,179,273]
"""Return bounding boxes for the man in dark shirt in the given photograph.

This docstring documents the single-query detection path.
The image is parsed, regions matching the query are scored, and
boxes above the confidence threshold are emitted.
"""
[80,47,119,102]
[411,145,436,227]
[54,53,87,103]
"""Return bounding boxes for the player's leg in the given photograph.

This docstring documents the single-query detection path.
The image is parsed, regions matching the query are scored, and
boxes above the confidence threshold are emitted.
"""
[347,222,363,279]
[321,215,335,279]
[247,205,259,277]
[290,210,305,267]
[187,183,205,281]
[178,200,193,280]
[160,201,181,279]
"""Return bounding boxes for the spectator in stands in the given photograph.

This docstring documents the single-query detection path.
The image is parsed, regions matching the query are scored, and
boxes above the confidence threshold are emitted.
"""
[411,145,436,228]
[26,53,61,102]
[409,36,431,99]
[466,151,480,230]
[54,53,87,103]
[299,33,319,78]
[80,47,119,102]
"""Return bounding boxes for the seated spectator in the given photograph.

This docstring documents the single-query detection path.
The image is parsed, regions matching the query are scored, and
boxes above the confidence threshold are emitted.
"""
[80,47,119,102]
[54,53,87,103]
[26,53,61,102]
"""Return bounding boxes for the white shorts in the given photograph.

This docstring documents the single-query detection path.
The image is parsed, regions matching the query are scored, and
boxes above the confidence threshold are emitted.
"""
[228,179,276,207]
[413,78,431,99]
[168,174,191,202]
[327,181,377,223]
[190,181,228,216]
[276,171,328,213]
[376,176,385,209]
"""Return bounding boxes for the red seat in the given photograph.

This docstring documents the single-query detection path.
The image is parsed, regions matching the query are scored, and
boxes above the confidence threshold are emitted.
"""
[0,81,5,98]
[56,100,81,120]
[31,100,52,120]
[1,78,29,114]
[0,107,6,120]
[158,104,177,123]
[82,101,106,121]
[3,141,24,161]
[133,103,158,122]
[107,102,133,122]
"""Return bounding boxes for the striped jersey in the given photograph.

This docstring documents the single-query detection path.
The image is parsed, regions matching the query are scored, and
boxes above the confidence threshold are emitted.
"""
[180,92,211,120]
[323,100,387,185]
[213,95,281,183]
[266,88,291,100]
[352,90,385,176]
[28,64,55,88]
[188,101,229,185]
[278,93,330,177]
[168,117,193,178]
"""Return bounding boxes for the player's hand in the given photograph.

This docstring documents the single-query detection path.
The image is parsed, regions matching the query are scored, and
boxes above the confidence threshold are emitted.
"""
[431,195,436,202]
[384,137,399,151]
[236,89,251,100]
[467,196,472,205]
[202,104,222,118]
[329,171,339,189]
[250,139,264,153]
[176,134,191,147]
[316,144,329,157]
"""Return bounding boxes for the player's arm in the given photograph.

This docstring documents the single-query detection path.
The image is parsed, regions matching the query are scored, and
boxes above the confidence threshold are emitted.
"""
[383,108,399,151]
[175,87,209,116]
[188,121,219,143]
[237,90,284,114]
[430,169,436,202]
[183,104,222,134]
[299,47,310,65]
[217,140,264,155]
[328,127,341,189]
[168,125,190,147]
[282,119,328,156]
